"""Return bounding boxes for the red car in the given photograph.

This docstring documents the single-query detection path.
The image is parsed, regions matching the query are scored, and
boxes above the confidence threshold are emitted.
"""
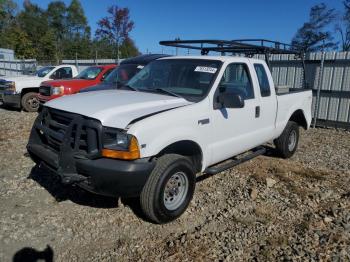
[38,64,116,103]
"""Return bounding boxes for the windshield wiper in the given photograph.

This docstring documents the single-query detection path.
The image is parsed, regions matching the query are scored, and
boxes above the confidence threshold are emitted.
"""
[149,88,183,98]
[123,84,138,91]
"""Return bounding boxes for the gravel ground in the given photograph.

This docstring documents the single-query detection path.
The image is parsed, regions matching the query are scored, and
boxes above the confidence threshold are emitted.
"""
[0,106,350,261]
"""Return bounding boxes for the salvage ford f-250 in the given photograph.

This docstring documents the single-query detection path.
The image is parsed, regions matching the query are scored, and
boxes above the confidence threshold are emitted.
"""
[27,40,312,224]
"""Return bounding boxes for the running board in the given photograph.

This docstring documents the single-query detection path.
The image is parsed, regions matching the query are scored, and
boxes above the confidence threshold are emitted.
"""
[204,146,266,175]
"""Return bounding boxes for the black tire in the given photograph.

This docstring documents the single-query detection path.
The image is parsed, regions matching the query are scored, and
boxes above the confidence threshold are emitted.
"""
[140,154,196,224]
[21,92,39,112]
[274,121,299,159]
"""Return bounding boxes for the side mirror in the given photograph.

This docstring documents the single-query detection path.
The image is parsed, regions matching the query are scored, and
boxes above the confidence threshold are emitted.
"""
[216,91,245,109]
[49,74,56,80]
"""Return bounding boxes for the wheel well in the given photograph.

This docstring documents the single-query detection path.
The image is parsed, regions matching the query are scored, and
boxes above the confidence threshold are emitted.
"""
[289,109,308,130]
[157,140,203,173]
[21,87,39,97]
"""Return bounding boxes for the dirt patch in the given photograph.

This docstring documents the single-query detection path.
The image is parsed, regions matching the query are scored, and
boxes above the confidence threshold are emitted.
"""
[0,107,350,261]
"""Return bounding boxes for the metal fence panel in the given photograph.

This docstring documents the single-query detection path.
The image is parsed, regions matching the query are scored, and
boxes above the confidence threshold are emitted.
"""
[0,53,349,129]
[269,52,350,129]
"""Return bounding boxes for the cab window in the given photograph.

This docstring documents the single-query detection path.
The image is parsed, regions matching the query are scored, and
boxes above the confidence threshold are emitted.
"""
[50,67,72,79]
[254,64,271,97]
[218,63,254,99]
[101,68,114,81]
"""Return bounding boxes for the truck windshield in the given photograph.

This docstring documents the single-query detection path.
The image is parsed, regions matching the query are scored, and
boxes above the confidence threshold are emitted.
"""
[104,64,139,85]
[76,67,102,80]
[36,66,55,77]
[128,59,222,102]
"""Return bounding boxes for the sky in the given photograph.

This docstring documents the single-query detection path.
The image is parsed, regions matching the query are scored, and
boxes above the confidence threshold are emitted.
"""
[14,0,345,55]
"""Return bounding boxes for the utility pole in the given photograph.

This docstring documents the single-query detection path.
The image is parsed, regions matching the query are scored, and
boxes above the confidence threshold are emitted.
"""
[75,52,78,70]
[175,37,180,56]
[313,38,326,128]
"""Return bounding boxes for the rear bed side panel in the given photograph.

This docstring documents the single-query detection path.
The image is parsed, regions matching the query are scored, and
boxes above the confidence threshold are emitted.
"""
[275,90,313,138]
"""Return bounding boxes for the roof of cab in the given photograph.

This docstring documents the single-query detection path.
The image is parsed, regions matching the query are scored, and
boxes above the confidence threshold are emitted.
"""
[158,55,266,64]
[121,54,171,65]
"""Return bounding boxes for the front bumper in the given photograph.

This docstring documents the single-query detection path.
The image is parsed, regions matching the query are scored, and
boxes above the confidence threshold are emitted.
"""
[27,107,155,197]
[3,91,21,108]
[27,143,155,197]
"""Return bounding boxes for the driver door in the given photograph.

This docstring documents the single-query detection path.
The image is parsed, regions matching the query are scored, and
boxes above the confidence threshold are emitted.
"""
[208,62,261,165]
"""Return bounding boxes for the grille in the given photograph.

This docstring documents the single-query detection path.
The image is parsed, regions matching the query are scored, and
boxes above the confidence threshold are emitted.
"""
[39,85,51,96]
[37,108,101,156]
[0,82,10,91]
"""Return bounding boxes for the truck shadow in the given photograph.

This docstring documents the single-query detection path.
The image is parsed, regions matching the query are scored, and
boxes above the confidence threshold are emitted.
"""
[263,145,280,158]
[13,245,53,262]
[28,165,150,221]
[0,102,21,112]
[28,165,118,209]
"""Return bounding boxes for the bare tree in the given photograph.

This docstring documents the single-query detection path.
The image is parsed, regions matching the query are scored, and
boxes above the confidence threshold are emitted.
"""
[292,3,337,51]
[336,0,350,51]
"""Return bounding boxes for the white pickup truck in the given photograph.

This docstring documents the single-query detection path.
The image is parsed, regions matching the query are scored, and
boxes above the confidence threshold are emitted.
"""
[0,65,78,111]
[27,54,312,223]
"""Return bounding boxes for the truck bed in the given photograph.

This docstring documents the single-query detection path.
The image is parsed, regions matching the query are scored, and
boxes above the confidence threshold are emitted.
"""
[275,89,313,136]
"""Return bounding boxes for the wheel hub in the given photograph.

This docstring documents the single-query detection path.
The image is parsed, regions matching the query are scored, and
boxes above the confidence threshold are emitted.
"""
[163,172,189,211]
[28,97,39,109]
[288,130,297,151]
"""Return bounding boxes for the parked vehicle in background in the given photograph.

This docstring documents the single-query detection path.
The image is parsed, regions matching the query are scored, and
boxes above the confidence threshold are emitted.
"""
[0,65,78,112]
[81,54,170,93]
[27,39,312,224]
[38,65,116,104]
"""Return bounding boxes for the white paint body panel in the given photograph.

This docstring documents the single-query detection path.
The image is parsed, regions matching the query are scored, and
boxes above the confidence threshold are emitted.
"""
[46,90,192,129]
[1,65,78,93]
[44,56,312,171]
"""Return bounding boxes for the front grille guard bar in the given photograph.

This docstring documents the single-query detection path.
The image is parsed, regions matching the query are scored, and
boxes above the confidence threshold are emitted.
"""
[29,107,103,174]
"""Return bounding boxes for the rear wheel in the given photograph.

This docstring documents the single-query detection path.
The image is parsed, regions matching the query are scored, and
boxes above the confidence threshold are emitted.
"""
[274,121,299,158]
[21,92,39,112]
[140,154,195,224]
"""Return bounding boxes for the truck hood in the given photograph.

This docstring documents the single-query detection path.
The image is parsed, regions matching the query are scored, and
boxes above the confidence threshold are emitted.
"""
[0,75,46,91]
[0,75,43,82]
[45,90,193,129]
[41,78,91,87]
[79,83,115,93]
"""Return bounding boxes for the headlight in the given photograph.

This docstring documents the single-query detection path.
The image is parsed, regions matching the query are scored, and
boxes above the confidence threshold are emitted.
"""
[101,127,140,160]
[5,81,15,92]
[51,85,64,95]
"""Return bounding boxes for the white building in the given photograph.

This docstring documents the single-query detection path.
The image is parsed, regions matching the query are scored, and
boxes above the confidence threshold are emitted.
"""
[0,48,15,60]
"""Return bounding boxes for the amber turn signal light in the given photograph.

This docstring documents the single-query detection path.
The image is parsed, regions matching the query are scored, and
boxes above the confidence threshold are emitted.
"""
[101,136,140,160]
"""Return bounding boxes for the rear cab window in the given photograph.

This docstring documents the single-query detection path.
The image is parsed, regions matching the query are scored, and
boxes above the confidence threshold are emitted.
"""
[254,63,271,97]
[52,67,73,79]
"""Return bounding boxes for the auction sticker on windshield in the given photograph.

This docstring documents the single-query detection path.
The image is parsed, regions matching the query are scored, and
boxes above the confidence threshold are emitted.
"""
[194,66,217,74]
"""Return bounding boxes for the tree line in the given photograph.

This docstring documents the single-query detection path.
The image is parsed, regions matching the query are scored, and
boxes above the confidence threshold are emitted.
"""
[1,0,350,61]
[0,0,139,62]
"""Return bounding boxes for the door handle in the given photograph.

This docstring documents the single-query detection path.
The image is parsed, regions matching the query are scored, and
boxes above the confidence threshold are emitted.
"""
[255,106,260,118]
[198,118,210,125]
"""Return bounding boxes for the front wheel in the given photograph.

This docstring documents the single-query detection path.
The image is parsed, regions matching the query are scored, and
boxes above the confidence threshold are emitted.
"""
[21,92,39,112]
[274,121,299,158]
[140,154,196,224]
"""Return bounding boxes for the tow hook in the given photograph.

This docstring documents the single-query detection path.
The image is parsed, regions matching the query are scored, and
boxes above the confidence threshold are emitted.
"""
[61,174,87,185]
